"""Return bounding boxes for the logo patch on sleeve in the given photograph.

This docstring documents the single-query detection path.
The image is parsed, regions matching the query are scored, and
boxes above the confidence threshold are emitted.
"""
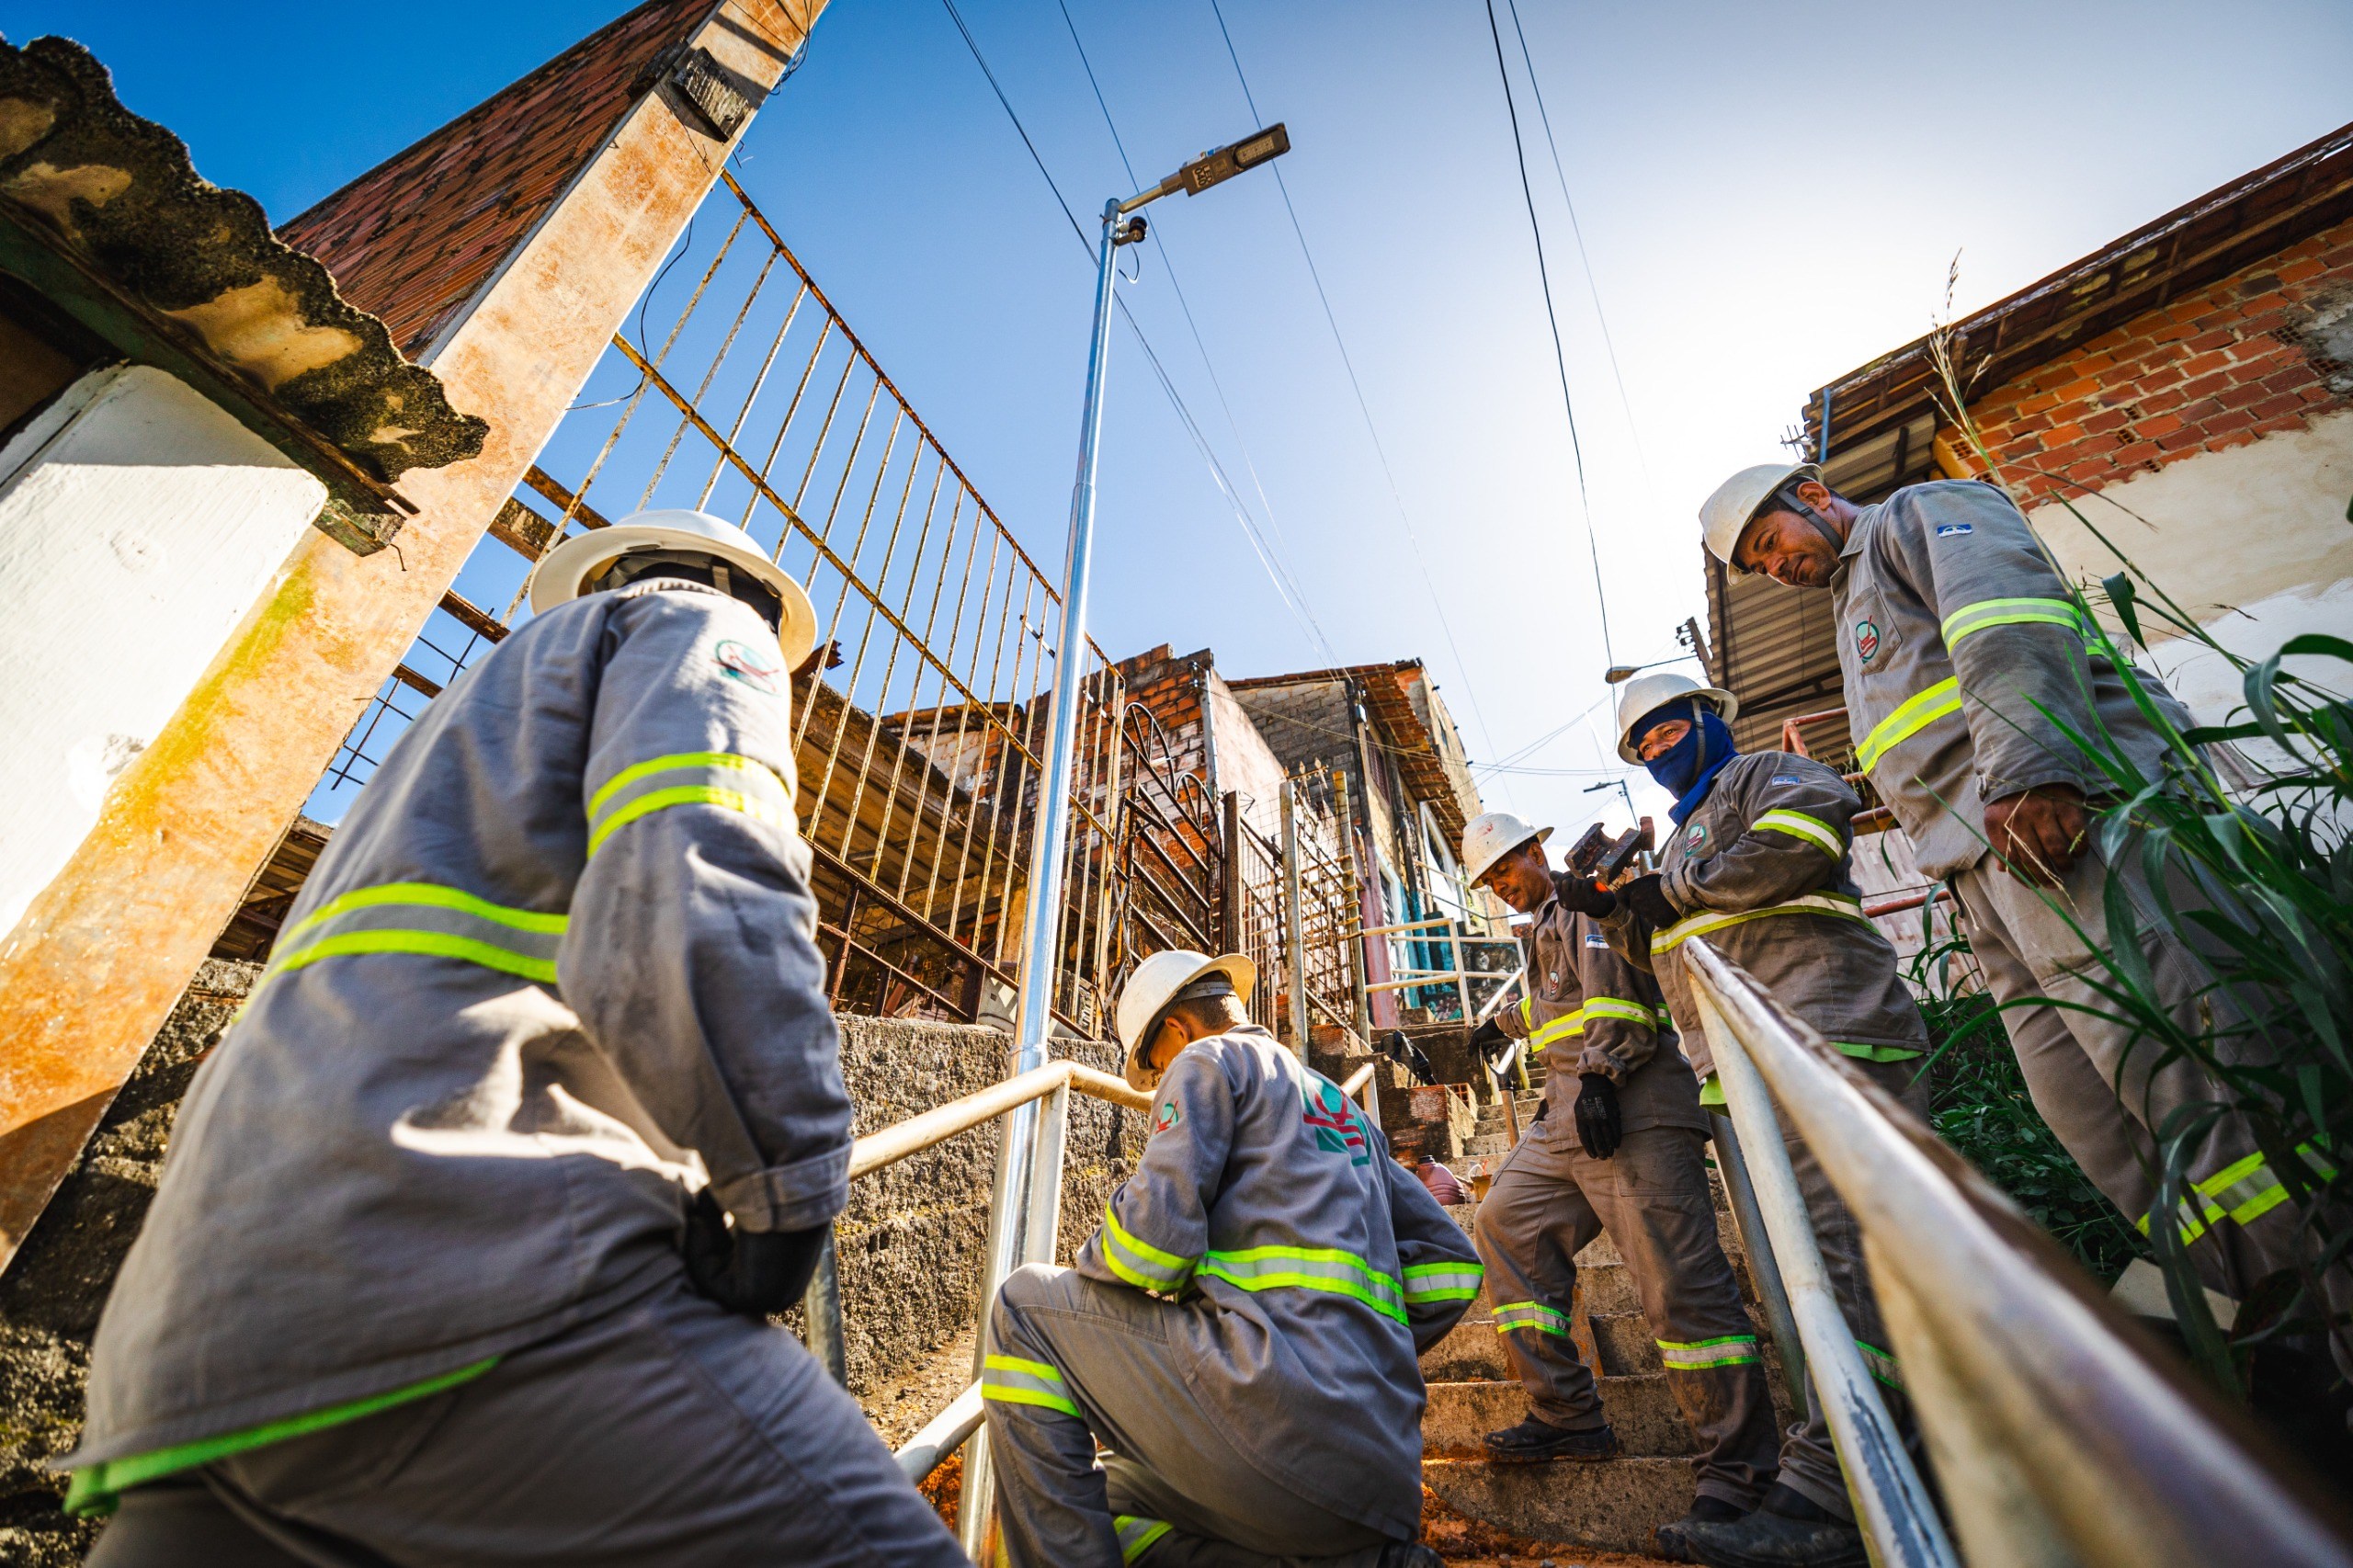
[1301,1080,1371,1165]
[1152,1098,1183,1136]
[714,639,782,694]
[1934,522,1974,538]
[1854,619,1881,662]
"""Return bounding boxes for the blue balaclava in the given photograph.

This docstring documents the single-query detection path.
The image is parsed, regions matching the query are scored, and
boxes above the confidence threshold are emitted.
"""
[1633,698,1739,825]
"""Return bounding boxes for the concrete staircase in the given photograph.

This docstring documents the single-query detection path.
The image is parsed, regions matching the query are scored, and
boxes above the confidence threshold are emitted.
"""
[1418,1060,1790,1557]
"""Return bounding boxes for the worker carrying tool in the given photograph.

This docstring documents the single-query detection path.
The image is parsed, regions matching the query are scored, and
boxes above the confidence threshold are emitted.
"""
[1699,461,2331,1315]
[1572,672,1929,1568]
[1459,811,1779,1559]
[983,949,1477,1567]
[68,511,966,1566]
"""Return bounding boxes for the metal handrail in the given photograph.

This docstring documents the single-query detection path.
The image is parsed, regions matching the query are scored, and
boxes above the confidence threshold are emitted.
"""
[1683,937,2353,1568]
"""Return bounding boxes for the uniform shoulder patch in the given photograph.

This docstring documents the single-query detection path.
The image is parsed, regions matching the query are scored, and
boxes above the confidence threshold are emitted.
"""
[1934,521,1974,538]
[1301,1078,1371,1165]
[1152,1097,1182,1136]
[713,638,783,694]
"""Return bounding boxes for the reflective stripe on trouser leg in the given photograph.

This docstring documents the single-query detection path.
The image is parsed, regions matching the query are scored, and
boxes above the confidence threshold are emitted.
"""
[1656,1335,1760,1370]
[1471,1137,1607,1431]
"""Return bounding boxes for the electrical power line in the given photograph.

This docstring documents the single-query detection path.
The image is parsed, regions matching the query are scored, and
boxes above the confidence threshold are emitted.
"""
[1202,0,1506,773]
[1479,0,1614,666]
[936,0,1336,666]
[1500,0,1654,489]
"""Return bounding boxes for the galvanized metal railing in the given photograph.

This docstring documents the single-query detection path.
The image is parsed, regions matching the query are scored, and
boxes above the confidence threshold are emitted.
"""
[1683,935,2353,1568]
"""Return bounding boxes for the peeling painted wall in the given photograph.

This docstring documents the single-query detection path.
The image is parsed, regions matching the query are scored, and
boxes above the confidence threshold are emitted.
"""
[0,365,324,937]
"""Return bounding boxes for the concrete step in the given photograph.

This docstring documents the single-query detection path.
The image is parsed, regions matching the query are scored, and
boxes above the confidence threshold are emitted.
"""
[1422,1455,1697,1555]
[1592,1310,1663,1375]
[1422,1375,1697,1459]
[1465,1133,1512,1156]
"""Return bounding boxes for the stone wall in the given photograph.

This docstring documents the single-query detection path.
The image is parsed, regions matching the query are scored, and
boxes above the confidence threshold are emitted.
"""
[0,976,1136,1564]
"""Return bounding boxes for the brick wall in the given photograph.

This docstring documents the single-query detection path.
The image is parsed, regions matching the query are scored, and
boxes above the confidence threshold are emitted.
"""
[1951,214,2353,504]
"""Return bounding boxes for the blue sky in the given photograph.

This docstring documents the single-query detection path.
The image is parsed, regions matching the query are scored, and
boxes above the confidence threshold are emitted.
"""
[16,0,2353,835]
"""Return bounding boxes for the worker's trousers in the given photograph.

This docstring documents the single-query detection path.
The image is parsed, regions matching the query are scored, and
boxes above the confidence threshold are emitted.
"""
[1951,843,2342,1312]
[1754,1057,1927,1521]
[983,1264,1404,1568]
[85,1277,964,1568]
[1471,1119,1778,1508]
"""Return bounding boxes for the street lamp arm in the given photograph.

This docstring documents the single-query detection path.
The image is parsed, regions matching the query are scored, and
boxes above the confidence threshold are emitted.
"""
[1120,122,1290,212]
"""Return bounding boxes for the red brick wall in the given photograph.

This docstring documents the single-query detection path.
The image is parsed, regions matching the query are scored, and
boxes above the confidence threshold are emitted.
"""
[1953,215,2353,505]
[278,0,713,358]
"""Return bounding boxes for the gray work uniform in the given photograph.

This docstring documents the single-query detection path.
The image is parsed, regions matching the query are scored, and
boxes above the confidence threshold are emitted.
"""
[984,1024,1481,1567]
[69,581,961,1565]
[1831,480,2314,1301]
[1479,886,1777,1506]
[1601,751,1928,1521]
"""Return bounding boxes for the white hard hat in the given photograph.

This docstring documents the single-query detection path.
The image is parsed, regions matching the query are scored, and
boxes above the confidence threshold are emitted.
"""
[1114,949,1256,1090]
[1461,811,1552,886]
[1614,670,1739,763]
[530,508,820,672]
[1699,461,1820,573]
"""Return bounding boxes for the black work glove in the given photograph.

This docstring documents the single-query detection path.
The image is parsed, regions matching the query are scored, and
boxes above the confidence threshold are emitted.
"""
[1552,876,1617,918]
[1468,1017,1514,1072]
[1574,1073,1622,1160]
[1381,1029,1436,1085]
[684,1190,828,1318]
[1618,873,1677,928]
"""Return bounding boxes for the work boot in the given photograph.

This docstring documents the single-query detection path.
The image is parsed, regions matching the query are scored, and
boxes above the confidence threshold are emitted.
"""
[1376,1545,1445,1568]
[1480,1415,1619,1463]
[1677,1484,1868,1568]
[1654,1494,1748,1562]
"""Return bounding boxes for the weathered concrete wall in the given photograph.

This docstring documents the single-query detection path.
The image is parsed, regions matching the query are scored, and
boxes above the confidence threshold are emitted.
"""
[0,989,1132,1563]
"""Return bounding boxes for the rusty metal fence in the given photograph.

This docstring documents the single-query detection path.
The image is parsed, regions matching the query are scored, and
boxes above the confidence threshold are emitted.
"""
[311,172,1132,1034]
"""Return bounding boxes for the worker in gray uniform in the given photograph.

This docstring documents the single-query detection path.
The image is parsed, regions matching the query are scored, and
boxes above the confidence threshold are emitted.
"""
[1457,811,1778,1556]
[71,510,966,1567]
[1572,673,1929,1568]
[1699,462,2329,1312]
[983,949,1478,1568]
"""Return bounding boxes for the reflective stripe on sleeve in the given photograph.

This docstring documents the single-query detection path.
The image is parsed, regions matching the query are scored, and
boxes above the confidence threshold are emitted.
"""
[1518,995,1534,1032]
[1528,1011,1584,1051]
[1492,1300,1573,1337]
[1651,892,1870,955]
[1199,1245,1406,1324]
[1528,996,1656,1052]
[1855,1339,1904,1390]
[1754,809,1845,858]
[1100,1206,1197,1296]
[262,882,567,989]
[1116,1516,1174,1563]
[585,751,794,855]
[1657,1334,1760,1371]
[1857,678,1962,772]
[1940,597,2087,649]
[1403,1261,1483,1304]
[981,1354,1081,1418]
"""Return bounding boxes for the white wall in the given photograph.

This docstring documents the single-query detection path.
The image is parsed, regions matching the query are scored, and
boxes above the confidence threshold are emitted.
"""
[0,365,327,938]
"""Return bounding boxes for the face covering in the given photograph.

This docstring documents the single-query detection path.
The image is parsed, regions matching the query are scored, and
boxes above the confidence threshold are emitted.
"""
[1637,700,1740,825]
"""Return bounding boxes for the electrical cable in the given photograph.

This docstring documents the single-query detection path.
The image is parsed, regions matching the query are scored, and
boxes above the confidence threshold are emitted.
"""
[1500,0,1652,487]
[1203,0,1506,771]
[1479,0,1614,667]
[938,0,1338,667]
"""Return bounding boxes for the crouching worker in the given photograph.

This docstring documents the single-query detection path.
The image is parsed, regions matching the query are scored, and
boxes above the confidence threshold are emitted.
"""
[984,949,1480,1567]
[71,511,965,1566]
[1576,672,1932,1568]
[1459,811,1778,1557]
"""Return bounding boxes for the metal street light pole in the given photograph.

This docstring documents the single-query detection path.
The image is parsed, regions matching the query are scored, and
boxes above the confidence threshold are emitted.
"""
[961,121,1289,1560]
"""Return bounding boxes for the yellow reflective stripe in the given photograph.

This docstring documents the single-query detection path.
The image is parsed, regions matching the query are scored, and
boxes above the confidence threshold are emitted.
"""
[588,785,791,855]
[1855,1338,1904,1390]
[277,881,566,952]
[1492,1300,1572,1336]
[2137,1142,2336,1242]
[270,929,558,986]
[1834,1041,1927,1062]
[1754,809,1845,858]
[1518,995,1534,1031]
[1940,597,2086,649]
[1101,1206,1195,1293]
[1857,677,1962,772]
[1650,893,1869,955]
[586,750,777,818]
[1403,1261,1483,1302]
[1528,1011,1585,1050]
[1658,1334,1760,1370]
[982,1354,1081,1418]
[1199,1245,1406,1323]
[1117,1517,1174,1563]
[1582,997,1655,1027]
